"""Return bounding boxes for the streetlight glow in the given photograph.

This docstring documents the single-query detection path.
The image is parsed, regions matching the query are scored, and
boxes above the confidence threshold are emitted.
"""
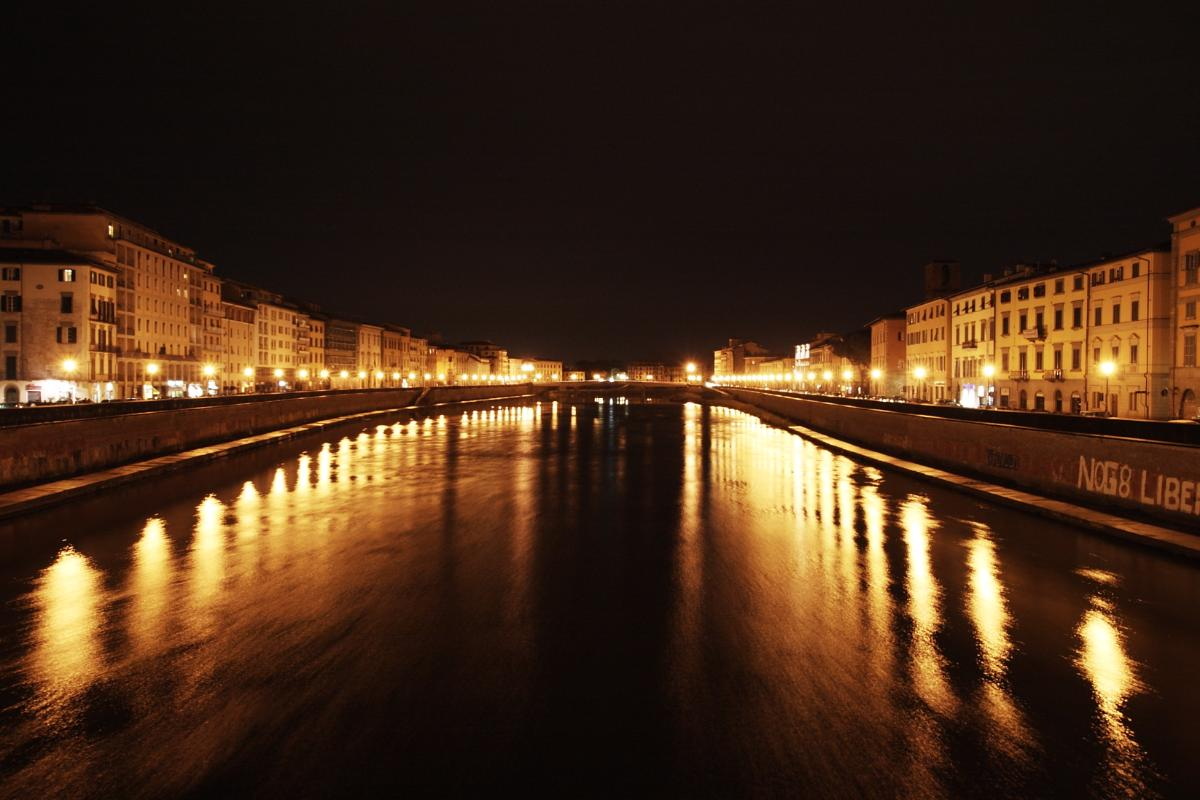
[62,358,78,374]
[298,368,309,379]
[1099,361,1116,377]
[202,364,216,377]
[243,366,254,378]
[842,369,853,382]
[982,364,995,378]
[146,363,160,376]
[914,366,927,380]
[870,368,882,380]
[274,368,284,378]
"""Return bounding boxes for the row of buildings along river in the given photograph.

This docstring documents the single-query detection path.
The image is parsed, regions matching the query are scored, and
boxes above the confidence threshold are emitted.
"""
[0,204,561,403]
[714,204,1200,421]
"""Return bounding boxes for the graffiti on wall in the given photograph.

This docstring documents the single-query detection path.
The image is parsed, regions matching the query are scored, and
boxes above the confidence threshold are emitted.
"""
[1077,456,1200,515]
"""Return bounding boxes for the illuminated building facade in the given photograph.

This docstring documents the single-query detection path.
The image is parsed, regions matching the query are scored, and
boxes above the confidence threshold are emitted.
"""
[1170,207,1200,418]
[867,312,906,396]
[0,249,118,403]
[948,285,995,408]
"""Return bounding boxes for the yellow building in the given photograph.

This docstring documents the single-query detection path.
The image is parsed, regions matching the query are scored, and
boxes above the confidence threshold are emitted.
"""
[302,315,325,388]
[220,299,256,393]
[1082,246,1173,419]
[948,285,996,408]
[2,204,218,398]
[904,297,950,401]
[990,265,1088,412]
[1170,206,1200,418]
[867,313,906,396]
[0,249,118,403]
[357,322,383,386]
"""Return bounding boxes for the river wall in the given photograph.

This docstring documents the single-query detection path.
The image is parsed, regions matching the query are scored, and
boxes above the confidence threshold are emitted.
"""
[722,387,1200,531]
[0,385,532,489]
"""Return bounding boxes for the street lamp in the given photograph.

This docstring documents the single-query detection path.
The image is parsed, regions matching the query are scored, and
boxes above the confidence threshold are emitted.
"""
[1099,360,1116,416]
[146,362,160,399]
[62,358,78,402]
[982,363,995,408]
[869,367,882,397]
[822,369,833,393]
[914,365,927,401]
[841,368,853,395]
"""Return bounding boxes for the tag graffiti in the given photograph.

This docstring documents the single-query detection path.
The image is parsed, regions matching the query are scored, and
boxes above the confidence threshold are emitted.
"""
[1077,456,1200,514]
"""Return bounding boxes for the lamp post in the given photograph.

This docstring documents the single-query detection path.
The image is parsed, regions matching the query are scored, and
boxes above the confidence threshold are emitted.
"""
[202,364,217,396]
[982,363,995,408]
[686,362,697,383]
[822,370,833,394]
[146,362,160,400]
[319,369,330,389]
[62,358,78,402]
[1099,360,1116,417]
[841,368,854,396]
[243,366,254,393]
[869,368,881,397]
[914,365,927,402]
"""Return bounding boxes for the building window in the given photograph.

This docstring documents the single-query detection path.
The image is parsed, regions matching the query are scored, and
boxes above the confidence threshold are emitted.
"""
[1034,283,1046,298]
[1130,300,1139,321]
[58,268,76,282]
[1073,275,1084,291]
[1185,334,1197,367]
[4,355,15,379]
[1094,306,1102,326]
[1019,312,1028,331]
[1035,349,1044,371]
[1054,307,1063,330]
[1001,351,1010,371]
[1001,315,1010,336]
[1017,287,1029,301]
[1071,345,1081,371]
[1054,278,1064,294]
[1187,301,1197,320]
[999,290,1011,304]
[61,294,73,314]
[1072,306,1082,328]
[3,324,15,343]
[55,326,77,344]
[1132,262,1141,278]
[0,267,19,281]
[1130,343,1139,364]
[1112,304,1121,324]
[0,293,20,312]
[1186,252,1200,285]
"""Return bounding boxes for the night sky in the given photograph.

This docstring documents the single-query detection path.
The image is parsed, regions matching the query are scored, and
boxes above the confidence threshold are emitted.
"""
[5,3,1200,363]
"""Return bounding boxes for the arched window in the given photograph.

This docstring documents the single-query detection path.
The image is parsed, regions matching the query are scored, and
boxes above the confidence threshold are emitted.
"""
[1054,390,1063,413]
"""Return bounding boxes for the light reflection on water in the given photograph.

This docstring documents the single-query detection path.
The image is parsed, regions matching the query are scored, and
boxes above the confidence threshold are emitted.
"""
[0,399,1196,797]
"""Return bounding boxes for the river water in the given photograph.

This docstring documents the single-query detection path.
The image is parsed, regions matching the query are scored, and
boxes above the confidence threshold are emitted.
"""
[0,399,1197,798]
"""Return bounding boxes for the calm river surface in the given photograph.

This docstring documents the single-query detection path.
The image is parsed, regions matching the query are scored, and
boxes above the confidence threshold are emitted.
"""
[0,399,1198,798]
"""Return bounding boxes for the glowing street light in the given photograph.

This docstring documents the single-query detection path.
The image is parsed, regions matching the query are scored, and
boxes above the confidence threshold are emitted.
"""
[982,363,995,408]
[202,364,216,378]
[298,368,309,380]
[146,362,159,376]
[243,366,254,378]
[913,365,927,402]
[1099,360,1116,416]
[339,370,350,379]
[358,370,367,380]
[62,358,78,375]
[319,369,330,380]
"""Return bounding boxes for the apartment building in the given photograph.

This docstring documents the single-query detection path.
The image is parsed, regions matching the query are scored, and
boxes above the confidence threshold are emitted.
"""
[324,318,359,383]
[1083,246,1172,418]
[461,340,509,377]
[2,204,216,398]
[627,363,686,382]
[199,272,224,392]
[904,297,950,401]
[303,315,326,386]
[0,249,118,403]
[357,322,383,385]
[1170,207,1200,418]
[867,312,906,396]
[948,285,995,408]
[221,299,256,392]
[989,265,1088,412]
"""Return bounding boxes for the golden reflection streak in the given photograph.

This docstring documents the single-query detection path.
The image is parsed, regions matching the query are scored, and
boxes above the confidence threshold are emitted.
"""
[317,443,332,491]
[902,497,955,717]
[964,523,1031,759]
[188,495,227,636]
[128,517,173,658]
[296,453,311,495]
[859,484,893,687]
[1076,593,1150,794]
[28,547,105,717]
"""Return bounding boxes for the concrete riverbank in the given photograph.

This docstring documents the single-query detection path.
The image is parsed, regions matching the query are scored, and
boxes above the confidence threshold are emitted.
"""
[0,384,532,490]
[719,387,1200,534]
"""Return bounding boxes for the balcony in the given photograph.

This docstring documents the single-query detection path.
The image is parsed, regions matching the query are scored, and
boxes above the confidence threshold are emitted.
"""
[1042,369,1064,382]
[1008,370,1029,381]
[1021,326,1046,341]
[960,339,977,350]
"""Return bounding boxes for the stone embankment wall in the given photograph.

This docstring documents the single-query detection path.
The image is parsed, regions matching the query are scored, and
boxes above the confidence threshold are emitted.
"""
[723,387,1200,531]
[0,385,531,489]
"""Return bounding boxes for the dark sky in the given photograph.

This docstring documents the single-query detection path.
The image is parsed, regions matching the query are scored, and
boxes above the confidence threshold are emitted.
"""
[5,2,1200,363]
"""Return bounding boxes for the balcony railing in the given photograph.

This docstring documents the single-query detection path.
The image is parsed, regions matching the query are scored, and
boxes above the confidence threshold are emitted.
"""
[1043,369,1064,382]
[1008,370,1029,381]
[960,339,978,350]
[1021,326,1046,341]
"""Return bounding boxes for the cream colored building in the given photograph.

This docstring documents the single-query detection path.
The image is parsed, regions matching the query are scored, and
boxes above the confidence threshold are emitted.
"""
[904,297,950,401]
[221,299,256,392]
[867,313,906,396]
[357,322,383,386]
[1170,206,1200,418]
[1,204,221,397]
[302,315,326,387]
[0,248,118,403]
[990,265,1088,412]
[949,286,996,408]
[1082,247,1173,419]
[508,357,562,382]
